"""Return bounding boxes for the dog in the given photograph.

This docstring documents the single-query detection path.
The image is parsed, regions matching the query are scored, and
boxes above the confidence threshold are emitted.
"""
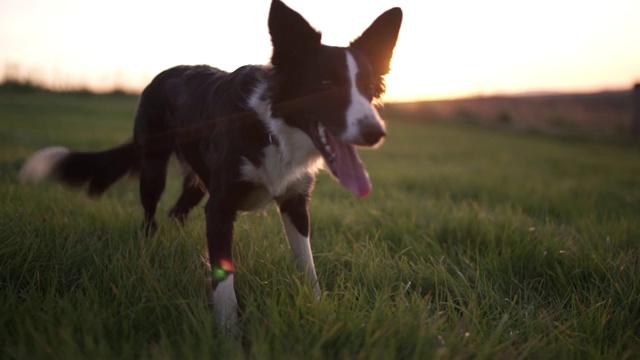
[19,0,402,331]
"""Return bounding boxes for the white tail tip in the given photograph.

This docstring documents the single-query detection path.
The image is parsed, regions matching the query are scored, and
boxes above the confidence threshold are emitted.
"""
[19,146,71,183]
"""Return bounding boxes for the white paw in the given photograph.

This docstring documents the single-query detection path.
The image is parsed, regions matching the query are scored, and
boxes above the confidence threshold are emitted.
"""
[207,274,238,336]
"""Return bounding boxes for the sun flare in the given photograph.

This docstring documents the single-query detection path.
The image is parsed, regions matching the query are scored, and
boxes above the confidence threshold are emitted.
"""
[1,0,639,100]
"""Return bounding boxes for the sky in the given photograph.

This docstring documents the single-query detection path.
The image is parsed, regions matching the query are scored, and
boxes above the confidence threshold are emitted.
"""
[1,0,639,102]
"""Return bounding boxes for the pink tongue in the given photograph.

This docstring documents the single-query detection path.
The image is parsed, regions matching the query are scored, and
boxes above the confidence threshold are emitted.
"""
[326,133,372,198]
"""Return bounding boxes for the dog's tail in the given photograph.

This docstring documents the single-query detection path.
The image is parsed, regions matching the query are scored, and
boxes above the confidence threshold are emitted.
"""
[19,142,141,197]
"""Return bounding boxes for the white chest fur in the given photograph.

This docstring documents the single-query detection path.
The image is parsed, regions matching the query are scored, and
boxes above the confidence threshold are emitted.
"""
[240,80,324,211]
[240,140,322,211]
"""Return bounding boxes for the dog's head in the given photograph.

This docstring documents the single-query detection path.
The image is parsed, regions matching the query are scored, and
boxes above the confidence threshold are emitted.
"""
[268,0,402,197]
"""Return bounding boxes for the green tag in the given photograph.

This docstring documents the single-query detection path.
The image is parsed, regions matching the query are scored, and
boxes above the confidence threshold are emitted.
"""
[212,259,234,282]
[212,267,229,282]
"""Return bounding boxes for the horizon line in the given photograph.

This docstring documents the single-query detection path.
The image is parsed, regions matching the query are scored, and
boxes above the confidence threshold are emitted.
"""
[1,63,637,104]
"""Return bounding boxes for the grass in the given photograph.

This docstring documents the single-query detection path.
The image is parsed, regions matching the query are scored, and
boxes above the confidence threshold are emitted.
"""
[1,88,639,359]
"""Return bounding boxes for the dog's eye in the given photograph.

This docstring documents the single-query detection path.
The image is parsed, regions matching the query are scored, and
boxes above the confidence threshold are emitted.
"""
[366,84,375,96]
[361,81,375,98]
[320,80,334,90]
[356,75,375,98]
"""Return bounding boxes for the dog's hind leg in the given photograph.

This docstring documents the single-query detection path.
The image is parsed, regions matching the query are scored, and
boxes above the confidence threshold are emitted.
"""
[169,170,206,224]
[277,174,321,298]
[139,148,172,233]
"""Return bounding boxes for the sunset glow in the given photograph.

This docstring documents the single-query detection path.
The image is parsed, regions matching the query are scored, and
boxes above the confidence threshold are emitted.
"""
[1,0,639,101]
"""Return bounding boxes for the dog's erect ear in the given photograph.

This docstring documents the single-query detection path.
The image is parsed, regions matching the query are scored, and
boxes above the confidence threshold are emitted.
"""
[269,0,322,68]
[350,8,403,78]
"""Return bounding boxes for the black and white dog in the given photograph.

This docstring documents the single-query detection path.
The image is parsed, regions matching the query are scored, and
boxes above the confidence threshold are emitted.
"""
[20,0,402,330]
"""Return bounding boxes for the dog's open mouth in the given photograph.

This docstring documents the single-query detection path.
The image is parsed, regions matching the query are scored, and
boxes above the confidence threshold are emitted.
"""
[310,123,372,198]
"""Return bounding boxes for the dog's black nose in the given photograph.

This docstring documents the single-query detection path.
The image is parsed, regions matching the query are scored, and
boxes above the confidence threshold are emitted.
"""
[361,124,386,145]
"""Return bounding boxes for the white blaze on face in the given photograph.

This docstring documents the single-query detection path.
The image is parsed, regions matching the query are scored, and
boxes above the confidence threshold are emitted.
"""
[343,51,386,145]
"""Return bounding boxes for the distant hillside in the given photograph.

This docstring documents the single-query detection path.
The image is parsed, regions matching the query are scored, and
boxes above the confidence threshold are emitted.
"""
[2,79,635,141]
[0,79,137,97]
[382,90,634,140]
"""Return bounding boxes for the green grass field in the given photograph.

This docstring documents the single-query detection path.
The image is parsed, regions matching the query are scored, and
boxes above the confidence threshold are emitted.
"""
[1,89,639,359]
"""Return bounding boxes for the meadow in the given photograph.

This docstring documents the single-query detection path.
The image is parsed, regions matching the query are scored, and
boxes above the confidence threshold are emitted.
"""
[1,88,639,359]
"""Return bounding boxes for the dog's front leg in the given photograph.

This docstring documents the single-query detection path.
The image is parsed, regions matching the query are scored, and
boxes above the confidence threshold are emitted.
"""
[204,195,239,332]
[277,175,321,298]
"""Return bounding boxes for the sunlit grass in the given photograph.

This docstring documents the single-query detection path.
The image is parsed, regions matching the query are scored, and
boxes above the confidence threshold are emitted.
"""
[1,90,639,358]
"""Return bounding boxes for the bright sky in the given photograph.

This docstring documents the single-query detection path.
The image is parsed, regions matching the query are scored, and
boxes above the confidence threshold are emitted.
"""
[1,0,639,101]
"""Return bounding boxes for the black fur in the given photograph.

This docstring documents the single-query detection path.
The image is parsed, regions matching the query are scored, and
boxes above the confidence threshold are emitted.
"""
[132,65,272,233]
[22,0,403,322]
[55,142,140,197]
